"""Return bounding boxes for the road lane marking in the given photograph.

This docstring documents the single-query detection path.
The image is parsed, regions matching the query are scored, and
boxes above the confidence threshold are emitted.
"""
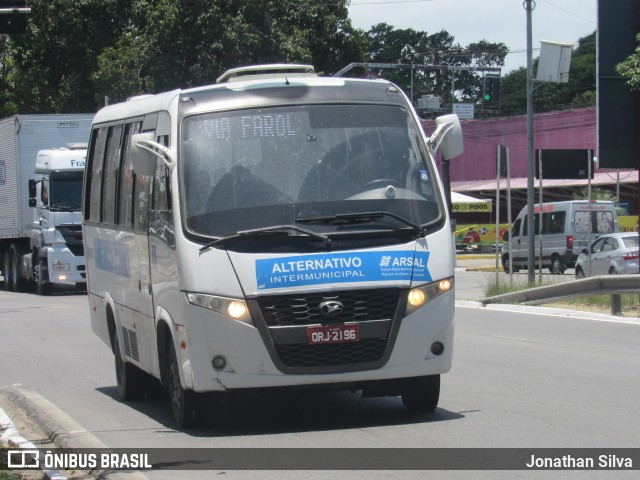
[491,335,567,347]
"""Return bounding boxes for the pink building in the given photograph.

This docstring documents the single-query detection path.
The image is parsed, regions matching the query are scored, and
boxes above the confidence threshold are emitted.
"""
[423,107,638,216]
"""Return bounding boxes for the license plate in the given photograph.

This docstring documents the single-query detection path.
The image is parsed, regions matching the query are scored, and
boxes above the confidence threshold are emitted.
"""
[307,323,360,345]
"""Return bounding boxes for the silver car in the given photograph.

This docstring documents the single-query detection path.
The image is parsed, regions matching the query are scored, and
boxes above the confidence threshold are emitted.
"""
[575,232,639,278]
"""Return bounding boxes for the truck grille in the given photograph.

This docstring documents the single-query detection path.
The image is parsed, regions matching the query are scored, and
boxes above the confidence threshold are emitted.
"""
[57,225,84,256]
[253,288,402,371]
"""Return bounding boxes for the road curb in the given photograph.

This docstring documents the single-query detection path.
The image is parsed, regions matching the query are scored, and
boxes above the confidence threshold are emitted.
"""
[455,300,640,323]
[1,386,149,479]
[1,399,67,480]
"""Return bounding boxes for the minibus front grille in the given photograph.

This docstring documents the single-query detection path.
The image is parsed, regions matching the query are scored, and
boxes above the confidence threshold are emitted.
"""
[252,288,403,372]
[276,338,388,368]
[257,288,400,327]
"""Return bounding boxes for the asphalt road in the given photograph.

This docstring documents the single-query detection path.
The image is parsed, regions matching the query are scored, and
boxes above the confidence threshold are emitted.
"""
[1,283,639,479]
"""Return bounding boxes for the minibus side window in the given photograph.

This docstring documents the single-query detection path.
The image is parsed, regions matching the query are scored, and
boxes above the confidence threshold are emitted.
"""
[102,125,124,225]
[118,122,142,229]
[87,127,108,222]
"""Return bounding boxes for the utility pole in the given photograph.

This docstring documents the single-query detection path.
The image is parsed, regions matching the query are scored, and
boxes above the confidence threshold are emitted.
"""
[525,0,536,285]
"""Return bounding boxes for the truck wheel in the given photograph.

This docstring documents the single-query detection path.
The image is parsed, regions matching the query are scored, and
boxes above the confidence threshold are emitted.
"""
[2,251,12,291]
[10,245,27,292]
[167,340,207,429]
[114,334,147,401]
[34,253,52,296]
[401,374,440,413]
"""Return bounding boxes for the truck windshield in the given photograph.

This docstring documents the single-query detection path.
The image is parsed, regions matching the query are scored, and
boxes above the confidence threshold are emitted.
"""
[181,104,443,240]
[49,171,84,211]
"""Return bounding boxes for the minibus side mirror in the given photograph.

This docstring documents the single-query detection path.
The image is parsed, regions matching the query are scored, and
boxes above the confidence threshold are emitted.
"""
[131,133,158,176]
[131,133,175,176]
[435,114,463,160]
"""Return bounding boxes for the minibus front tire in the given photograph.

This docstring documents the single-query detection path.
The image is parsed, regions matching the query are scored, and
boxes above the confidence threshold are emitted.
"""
[401,374,440,413]
[114,335,147,401]
[167,340,207,429]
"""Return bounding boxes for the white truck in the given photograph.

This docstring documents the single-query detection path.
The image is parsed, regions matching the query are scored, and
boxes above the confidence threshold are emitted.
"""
[0,114,93,294]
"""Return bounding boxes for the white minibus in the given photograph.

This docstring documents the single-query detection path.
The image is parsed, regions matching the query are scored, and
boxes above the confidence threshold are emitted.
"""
[82,64,463,428]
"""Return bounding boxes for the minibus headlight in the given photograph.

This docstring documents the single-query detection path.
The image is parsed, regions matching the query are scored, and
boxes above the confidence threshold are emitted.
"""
[186,293,253,326]
[404,277,454,317]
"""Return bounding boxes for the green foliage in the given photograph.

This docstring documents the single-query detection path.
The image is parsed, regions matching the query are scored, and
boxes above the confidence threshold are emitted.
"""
[571,187,618,203]
[360,23,508,105]
[616,33,640,91]
[0,3,594,116]
[0,0,366,112]
[500,31,596,115]
[571,188,626,215]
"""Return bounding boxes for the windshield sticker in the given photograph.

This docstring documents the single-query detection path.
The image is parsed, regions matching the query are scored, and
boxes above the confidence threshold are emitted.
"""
[255,251,430,289]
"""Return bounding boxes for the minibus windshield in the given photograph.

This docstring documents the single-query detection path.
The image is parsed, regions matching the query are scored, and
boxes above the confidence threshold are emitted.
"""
[181,104,443,239]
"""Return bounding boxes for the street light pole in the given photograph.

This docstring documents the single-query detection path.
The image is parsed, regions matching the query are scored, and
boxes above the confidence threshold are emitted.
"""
[525,0,536,285]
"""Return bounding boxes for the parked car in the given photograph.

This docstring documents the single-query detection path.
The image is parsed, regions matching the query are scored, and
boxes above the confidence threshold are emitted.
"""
[574,232,639,278]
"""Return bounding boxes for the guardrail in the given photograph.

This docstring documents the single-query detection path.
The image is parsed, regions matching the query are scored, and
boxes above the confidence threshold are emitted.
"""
[481,274,640,315]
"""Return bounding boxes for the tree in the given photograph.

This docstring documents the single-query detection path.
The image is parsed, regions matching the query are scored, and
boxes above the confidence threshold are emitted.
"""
[358,23,508,106]
[0,0,367,112]
[616,33,640,90]
[500,31,596,115]
[93,0,368,103]
[1,0,133,115]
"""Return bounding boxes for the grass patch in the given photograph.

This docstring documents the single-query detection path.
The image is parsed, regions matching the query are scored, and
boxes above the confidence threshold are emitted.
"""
[483,274,640,317]
[483,274,563,298]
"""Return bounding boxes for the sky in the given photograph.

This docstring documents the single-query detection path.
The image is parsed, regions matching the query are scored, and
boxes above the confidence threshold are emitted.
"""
[347,0,597,74]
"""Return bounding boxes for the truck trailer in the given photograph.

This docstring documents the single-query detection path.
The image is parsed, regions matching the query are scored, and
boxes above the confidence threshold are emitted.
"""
[0,114,93,294]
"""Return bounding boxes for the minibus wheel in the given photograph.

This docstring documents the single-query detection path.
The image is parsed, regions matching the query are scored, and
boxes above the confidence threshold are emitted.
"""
[401,374,440,413]
[167,340,207,429]
[114,335,147,401]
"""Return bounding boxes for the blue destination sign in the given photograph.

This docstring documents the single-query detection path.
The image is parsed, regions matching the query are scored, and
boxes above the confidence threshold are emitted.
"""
[255,250,431,290]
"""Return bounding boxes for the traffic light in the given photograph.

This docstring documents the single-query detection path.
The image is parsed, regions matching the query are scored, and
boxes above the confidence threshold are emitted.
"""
[482,75,501,109]
[0,1,28,34]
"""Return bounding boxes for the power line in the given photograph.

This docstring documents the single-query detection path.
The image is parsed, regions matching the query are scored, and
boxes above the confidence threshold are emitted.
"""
[541,0,596,24]
[350,0,435,5]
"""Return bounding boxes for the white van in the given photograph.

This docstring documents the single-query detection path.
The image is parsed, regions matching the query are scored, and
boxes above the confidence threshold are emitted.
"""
[502,200,619,274]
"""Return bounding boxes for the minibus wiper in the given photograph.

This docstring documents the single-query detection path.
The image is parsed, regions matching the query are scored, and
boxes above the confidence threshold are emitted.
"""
[199,225,332,252]
[295,211,425,235]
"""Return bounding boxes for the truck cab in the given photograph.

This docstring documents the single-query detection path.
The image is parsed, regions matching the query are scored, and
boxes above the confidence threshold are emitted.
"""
[24,144,87,294]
